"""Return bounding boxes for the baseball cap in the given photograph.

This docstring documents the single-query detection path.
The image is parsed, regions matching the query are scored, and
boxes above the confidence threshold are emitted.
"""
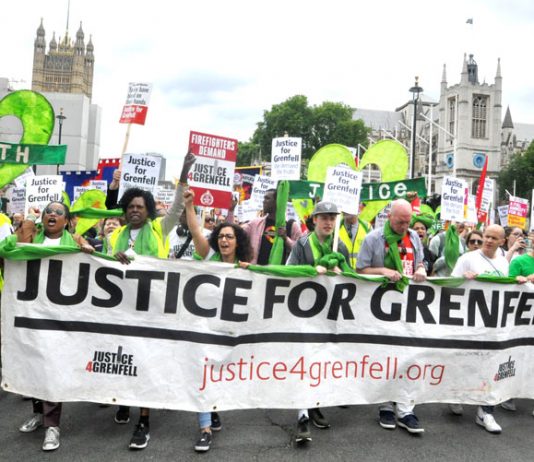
[311,201,340,216]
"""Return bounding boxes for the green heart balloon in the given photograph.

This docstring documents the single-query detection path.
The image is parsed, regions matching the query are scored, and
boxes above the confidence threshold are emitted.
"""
[0,90,55,188]
[357,140,409,223]
[307,144,356,182]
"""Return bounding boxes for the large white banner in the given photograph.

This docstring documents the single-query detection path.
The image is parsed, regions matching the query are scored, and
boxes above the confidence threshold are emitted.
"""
[2,253,534,412]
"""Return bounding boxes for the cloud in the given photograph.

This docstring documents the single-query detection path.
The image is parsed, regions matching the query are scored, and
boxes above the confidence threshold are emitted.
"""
[159,71,252,108]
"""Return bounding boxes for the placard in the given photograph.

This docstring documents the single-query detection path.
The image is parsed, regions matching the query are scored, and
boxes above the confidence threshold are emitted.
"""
[6,187,26,215]
[89,180,108,194]
[119,82,152,125]
[508,196,529,230]
[118,153,161,199]
[440,176,467,222]
[271,137,302,180]
[24,175,62,214]
[497,205,509,227]
[249,174,277,209]
[13,167,35,188]
[322,166,362,215]
[188,131,238,209]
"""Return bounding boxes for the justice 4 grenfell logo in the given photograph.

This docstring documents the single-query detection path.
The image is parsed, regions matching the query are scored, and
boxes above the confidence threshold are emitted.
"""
[85,345,138,377]
[494,356,516,382]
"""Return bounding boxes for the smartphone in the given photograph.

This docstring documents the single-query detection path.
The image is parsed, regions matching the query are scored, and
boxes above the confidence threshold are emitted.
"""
[525,238,532,250]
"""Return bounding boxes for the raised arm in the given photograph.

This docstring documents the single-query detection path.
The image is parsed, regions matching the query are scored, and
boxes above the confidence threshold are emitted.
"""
[183,189,210,258]
[161,152,196,237]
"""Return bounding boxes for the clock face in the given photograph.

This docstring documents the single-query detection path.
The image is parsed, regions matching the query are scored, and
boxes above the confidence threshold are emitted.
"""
[445,153,454,168]
[473,153,486,168]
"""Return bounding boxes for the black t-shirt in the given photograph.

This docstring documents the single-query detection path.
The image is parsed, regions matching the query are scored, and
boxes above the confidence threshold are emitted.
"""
[257,217,277,265]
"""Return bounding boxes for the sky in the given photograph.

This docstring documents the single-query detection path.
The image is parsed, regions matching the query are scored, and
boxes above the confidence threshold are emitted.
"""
[2,0,534,176]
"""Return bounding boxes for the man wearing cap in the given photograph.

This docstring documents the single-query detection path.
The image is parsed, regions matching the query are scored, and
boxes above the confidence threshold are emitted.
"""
[356,198,427,434]
[286,201,350,443]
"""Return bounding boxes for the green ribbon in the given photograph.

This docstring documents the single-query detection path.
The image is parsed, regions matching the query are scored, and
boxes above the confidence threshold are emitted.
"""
[0,243,520,286]
[70,207,124,219]
[383,220,409,292]
[444,225,460,272]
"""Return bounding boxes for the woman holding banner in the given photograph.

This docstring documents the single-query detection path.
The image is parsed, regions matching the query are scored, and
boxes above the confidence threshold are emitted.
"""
[109,153,196,451]
[183,188,252,452]
[15,202,94,452]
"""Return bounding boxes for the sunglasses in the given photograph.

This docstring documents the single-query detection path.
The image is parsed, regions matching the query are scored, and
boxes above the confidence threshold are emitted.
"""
[217,233,236,240]
[44,207,65,216]
[469,239,483,245]
[205,218,214,223]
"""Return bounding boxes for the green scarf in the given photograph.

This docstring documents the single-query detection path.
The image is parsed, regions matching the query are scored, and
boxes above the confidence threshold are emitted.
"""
[33,228,78,247]
[268,180,290,265]
[309,232,352,273]
[444,224,460,272]
[383,220,409,292]
[113,221,160,257]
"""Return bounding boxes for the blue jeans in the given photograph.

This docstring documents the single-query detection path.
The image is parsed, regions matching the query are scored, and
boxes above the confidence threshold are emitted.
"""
[198,412,211,429]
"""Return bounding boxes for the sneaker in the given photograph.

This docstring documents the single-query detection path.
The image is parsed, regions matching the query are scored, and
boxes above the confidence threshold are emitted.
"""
[211,412,222,432]
[379,410,396,429]
[129,423,150,449]
[449,403,464,416]
[397,414,425,434]
[476,412,502,434]
[501,399,516,411]
[42,426,60,451]
[194,431,213,452]
[295,416,312,443]
[19,414,43,433]
[114,407,130,424]
[309,408,330,429]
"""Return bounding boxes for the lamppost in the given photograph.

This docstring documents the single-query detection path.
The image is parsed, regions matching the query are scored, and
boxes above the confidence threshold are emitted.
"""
[56,108,66,174]
[409,77,423,179]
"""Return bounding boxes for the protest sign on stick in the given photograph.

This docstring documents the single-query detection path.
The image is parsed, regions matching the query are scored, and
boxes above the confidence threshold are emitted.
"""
[440,176,467,222]
[118,153,161,200]
[249,175,277,210]
[119,82,152,157]
[271,137,302,180]
[188,131,238,209]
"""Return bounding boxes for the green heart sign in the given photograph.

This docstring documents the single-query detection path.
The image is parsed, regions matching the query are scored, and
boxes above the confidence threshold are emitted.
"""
[0,90,55,188]
[357,140,409,223]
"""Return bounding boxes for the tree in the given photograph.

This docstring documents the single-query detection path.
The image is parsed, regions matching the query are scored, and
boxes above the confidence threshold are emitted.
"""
[497,141,534,201]
[236,141,261,167]
[240,95,370,164]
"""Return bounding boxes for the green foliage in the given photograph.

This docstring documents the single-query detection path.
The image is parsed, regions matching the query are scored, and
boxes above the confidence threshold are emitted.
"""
[240,95,370,165]
[236,141,261,167]
[497,141,534,201]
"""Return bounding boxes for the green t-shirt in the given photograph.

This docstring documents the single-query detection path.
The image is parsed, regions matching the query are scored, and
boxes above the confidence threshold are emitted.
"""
[509,253,534,277]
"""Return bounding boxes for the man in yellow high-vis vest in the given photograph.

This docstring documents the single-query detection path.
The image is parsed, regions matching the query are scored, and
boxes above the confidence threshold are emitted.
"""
[338,212,370,270]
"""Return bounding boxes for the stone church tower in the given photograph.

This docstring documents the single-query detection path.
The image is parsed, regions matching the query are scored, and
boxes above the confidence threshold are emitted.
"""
[435,54,502,194]
[31,19,94,100]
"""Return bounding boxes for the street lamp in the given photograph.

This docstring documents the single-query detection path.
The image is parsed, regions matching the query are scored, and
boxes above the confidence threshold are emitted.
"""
[409,77,423,179]
[56,108,66,174]
[56,108,66,144]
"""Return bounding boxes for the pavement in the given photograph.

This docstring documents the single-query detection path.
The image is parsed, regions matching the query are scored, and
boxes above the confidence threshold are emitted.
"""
[1,389,534,461]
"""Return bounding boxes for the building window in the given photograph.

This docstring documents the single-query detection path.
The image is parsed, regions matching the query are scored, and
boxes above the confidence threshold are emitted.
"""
[472,95,488,139]
[448,97,456,135]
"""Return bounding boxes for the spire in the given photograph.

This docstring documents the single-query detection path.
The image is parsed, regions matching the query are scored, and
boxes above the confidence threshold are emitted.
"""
[496,57,502,79]
[86,35,94,54]
[460,53,468,84]
[75,21,85,55]
[49,32,57,52]
[441,64,447,83]
[34,18,46,52]
[502,106,514,129]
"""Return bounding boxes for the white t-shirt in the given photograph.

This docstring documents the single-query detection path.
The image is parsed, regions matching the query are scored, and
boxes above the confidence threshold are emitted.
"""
[42,237,62,246]
[452,249,509,277]
[168,226,212,260]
